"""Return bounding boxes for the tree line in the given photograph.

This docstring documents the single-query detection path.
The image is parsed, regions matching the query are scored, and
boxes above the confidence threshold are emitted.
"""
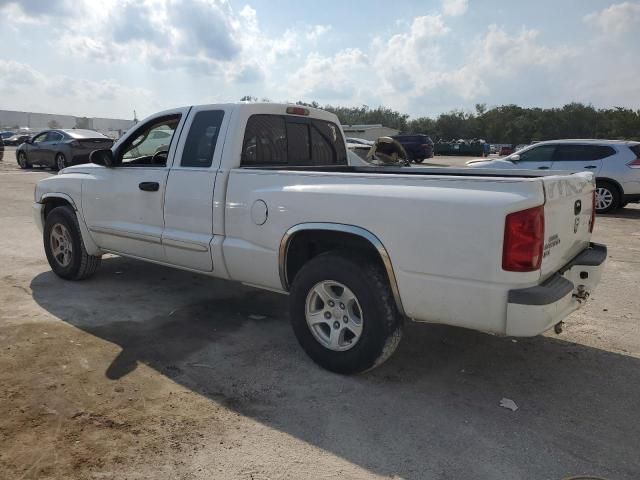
[290,100,640,144]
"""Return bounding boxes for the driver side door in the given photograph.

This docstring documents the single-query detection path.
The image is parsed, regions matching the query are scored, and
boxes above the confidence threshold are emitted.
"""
[512,144,556,170]
[28,131,49,164]
[82,109,189,261]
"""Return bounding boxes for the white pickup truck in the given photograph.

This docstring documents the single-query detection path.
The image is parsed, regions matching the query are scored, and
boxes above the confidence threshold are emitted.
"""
[33,103,607,373]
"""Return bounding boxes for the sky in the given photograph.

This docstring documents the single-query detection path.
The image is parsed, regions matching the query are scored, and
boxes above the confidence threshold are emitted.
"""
[0,0,639,120]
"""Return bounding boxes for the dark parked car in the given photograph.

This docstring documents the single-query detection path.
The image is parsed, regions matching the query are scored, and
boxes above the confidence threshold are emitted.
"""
[0,137,4,162]
[4,133,32,146]
[391,134,434,163]
[499,145,515,156]
[16,129,113,170]
[1,131,15,140]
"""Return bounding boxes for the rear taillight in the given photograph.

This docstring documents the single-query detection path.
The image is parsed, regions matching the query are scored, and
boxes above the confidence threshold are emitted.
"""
[628,145,640,168]
[502,205,545,272]
[589,190,596,233]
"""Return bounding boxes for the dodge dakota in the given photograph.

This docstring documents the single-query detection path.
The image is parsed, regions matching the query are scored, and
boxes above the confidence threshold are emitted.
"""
[33,103,607,373]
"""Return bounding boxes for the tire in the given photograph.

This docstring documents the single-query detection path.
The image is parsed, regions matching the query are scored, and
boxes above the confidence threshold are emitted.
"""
[289,251,403,374]
[17,152,31,169]
[44,206,101,280]
[595,181,620,213]
[55,153,68,171]
[413,158,425,164]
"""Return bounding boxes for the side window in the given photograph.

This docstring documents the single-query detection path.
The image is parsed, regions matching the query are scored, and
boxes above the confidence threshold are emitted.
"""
[180,110,225,168]
[241,115,287,166]
[517,145,555,162]
[596,146,616,159]
[32,132,48,144]
[119,115,180,167]
[554,145,604,161]
[46,132,63,142]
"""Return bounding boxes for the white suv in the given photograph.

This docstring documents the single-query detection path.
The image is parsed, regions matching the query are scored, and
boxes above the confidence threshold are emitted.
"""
[467,139,640,213]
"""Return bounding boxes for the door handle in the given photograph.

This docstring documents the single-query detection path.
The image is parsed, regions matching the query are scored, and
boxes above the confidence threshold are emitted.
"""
[538,166,549,170]
[584,165,597,169]
[139,182,159,192]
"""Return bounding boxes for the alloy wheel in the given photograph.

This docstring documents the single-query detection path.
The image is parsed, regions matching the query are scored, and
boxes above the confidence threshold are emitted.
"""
[49,223,73,267]
[596,187,613,211]
[305,280,364,351]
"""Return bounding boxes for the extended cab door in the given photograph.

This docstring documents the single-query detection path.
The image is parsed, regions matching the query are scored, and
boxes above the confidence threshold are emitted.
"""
[82,109,188,261]
[162,106,231,271]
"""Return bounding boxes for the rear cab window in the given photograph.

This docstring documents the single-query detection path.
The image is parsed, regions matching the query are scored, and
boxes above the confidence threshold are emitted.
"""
[241,114,347,167]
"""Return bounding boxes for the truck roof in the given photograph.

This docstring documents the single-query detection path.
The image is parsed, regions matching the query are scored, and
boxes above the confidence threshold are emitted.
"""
[151,102,340,124]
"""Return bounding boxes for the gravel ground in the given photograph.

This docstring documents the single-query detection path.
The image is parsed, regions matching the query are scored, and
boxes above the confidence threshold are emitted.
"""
[1,151,639,480]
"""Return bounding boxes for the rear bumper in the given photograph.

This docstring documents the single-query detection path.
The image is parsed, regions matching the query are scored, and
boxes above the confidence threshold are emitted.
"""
[505,243,607,336]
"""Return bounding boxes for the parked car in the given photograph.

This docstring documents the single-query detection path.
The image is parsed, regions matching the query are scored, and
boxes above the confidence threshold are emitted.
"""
[4,133,32,146]
[33,103,606,374]
[467,139,640,213]
[16,129,114,170]
[499,145,515,156]
[391,134,434,163]
[0,131,15,141]
[0,137,4,162]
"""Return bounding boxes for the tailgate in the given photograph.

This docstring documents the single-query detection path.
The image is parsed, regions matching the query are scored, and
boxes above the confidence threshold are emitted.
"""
[540,172,595,278]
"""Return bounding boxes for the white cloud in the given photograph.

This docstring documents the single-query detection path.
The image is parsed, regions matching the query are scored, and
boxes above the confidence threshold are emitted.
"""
[442,0,468,16]
[0,60,153,117]
[306,24,332,41]
[285,49,370,101]
[584,1,640,36]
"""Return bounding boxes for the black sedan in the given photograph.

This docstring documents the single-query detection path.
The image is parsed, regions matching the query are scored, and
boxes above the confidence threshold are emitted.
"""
[4,133,32,146]
[16,129,114,170]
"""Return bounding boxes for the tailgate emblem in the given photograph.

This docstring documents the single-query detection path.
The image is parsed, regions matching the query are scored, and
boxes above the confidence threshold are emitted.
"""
[574,200,582,215]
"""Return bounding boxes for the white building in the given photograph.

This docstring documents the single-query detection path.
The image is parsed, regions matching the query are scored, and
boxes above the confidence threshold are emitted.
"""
[341,124,400,141]
[0,109,135,137]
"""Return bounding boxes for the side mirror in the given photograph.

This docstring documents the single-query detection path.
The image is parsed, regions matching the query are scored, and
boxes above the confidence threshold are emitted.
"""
[90,149,115,167]
[510,154,520,162]
[25,138,32,144]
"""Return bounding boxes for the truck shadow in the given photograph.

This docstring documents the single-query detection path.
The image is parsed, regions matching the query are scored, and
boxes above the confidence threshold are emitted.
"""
[30,256,640,479]
[602,206,640,220]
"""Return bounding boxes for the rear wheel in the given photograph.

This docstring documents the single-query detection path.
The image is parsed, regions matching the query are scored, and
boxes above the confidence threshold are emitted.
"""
[413,158,425,164]
[55,153,68,171]
[595,181,620,213]
[17,152,30,169]
[289,251,403,374]
[44,206,101,280]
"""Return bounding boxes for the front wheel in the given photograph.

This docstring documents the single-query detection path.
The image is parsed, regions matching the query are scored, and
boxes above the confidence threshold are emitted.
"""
[595,181,620,213]
[289,251,403,374]
[44,206,101,280]
[17,152,30,169]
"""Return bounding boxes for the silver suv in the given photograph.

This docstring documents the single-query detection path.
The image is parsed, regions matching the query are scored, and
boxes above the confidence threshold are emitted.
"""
[467,139,640,213]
